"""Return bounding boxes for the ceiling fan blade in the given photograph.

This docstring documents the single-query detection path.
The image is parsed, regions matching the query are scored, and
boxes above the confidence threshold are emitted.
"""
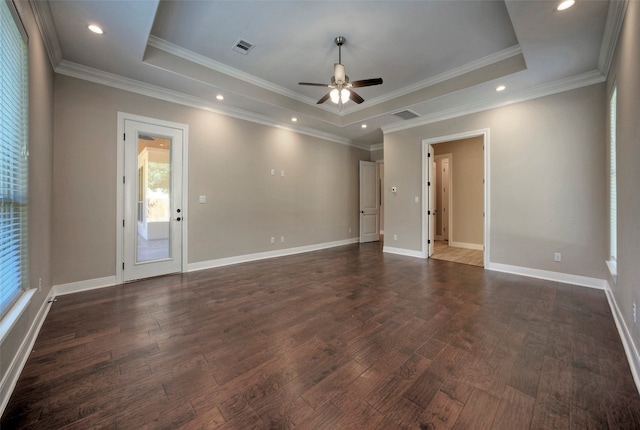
[299,82,330,87]
[317,93,331,104]
[349,90,364,104]
[350,78,383,88]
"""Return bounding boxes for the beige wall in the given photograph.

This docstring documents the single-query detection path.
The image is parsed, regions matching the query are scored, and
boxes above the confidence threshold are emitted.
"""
[384,83,606,279]
[434,136,484,246]
[53,76,369,285]
[606,0,640,365]
[1,0,55,399]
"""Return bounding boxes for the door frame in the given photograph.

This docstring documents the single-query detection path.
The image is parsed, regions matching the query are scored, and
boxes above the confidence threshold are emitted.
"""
[116,112,189,284]
[421,129,489,267]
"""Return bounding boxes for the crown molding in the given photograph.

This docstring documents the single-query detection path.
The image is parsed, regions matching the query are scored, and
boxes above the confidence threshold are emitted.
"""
[598,0,628,77]
[28,0,62,68]
[343,45,523,115]
[370,143,383,151]
[55,60,362,149]
[147,36,329,109]
[381,69,605,134]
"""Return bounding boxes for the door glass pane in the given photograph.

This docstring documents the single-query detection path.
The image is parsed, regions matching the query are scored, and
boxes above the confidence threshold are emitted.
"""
[136,133,171,263]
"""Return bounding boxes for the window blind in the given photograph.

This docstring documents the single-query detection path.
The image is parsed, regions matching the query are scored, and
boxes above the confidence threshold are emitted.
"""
[0,0,29,318]
[609,87,617,262]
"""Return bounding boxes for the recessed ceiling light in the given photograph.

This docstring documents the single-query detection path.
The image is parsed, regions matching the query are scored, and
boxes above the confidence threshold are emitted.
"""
[291,117,298,122]
[87,24,104,35]
[216,94,224,101]
[496,85,506,92]
[361,124,367,129]
[557,0,575,11]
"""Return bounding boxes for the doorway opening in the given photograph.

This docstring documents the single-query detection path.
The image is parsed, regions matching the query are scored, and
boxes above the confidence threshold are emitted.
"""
[422,129,489,267]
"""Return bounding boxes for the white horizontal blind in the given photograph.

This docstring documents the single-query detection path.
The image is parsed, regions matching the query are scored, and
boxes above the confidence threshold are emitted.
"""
[609,87,617,262]
[1,0,29,318]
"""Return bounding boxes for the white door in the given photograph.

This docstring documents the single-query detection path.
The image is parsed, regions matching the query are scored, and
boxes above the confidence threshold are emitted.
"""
[122,119,184,282]
[359,161,380,243]
[428,145,436,256]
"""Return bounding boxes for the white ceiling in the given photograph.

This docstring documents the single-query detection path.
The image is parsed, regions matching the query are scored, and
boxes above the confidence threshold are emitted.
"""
[34,0,616,149]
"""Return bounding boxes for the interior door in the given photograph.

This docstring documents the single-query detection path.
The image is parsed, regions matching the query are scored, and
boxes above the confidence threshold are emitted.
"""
[123,119,184,282]
[359,161,380,243]
[428,145,436,256]
[441,158,450,242]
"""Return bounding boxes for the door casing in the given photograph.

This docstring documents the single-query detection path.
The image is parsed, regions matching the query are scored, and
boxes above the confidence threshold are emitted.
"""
[422,129,489,267]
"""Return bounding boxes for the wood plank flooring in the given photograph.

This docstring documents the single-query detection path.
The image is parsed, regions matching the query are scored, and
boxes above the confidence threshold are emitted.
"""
[431,240,484,267]
[3,243,640,429]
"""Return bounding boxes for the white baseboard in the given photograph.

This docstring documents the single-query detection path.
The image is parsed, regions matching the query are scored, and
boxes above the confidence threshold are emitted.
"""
[0,292,54,415]
[605,283,640,394]
[486,262,607,290]
[383,246,425,259]
[53,276,118,296]
[449,241,483,251]
[188,238,359,272]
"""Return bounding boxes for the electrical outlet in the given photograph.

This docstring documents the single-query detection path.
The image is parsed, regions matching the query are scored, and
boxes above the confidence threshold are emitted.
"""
[348,228,352,234]
[554,252,562,262]
[38,278,42,292]
[634,303,637,323]
[280,236,285,243]
[271,237,275,244]
[394,234,398,241]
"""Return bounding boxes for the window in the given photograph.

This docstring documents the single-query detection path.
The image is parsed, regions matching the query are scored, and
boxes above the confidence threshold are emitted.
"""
[1,0,29,318]
[608,86,617,272]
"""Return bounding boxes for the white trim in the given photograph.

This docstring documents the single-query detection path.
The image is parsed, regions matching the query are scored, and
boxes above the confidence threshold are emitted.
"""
[0,291,53,415]
[0,289,35,345]
[382,70,605,135]
[28,0,62,68]
[149,36,521,117]
[486,262,607,290]
[345,45,523,114]
[598,0,628,77]
[382,246,424,259]
[370,142,383,151]
[148,36,320,107]
[53,276,118,296]
[56,61,361,149]
[449,241,483,251]
[188,238,359,272]
[605,283,640,394]
[422,129,490,268]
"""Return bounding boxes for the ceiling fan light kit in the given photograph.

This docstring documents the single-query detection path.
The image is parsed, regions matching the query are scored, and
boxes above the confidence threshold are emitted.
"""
[299,36,383,110]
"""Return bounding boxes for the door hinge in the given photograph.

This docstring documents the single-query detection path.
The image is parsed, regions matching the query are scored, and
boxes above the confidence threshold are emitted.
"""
[123,133,126,141]
[123,176,125,184]
[122,262,125,270]
[427,152,431,158]
[428,181,431,186]
[428,239,431,244]
[428,210,431,215]
[123,219,125,227]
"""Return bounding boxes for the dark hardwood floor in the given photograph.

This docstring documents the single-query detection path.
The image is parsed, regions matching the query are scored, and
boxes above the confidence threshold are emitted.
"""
[3,243,640,429]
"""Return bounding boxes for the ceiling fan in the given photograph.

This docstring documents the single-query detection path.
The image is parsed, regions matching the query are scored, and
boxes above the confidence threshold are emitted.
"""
[299,36,383,109]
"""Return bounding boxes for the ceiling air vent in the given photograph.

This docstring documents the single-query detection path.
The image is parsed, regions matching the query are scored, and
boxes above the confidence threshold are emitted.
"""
[232,39,255,55]
[393,109,420,120]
